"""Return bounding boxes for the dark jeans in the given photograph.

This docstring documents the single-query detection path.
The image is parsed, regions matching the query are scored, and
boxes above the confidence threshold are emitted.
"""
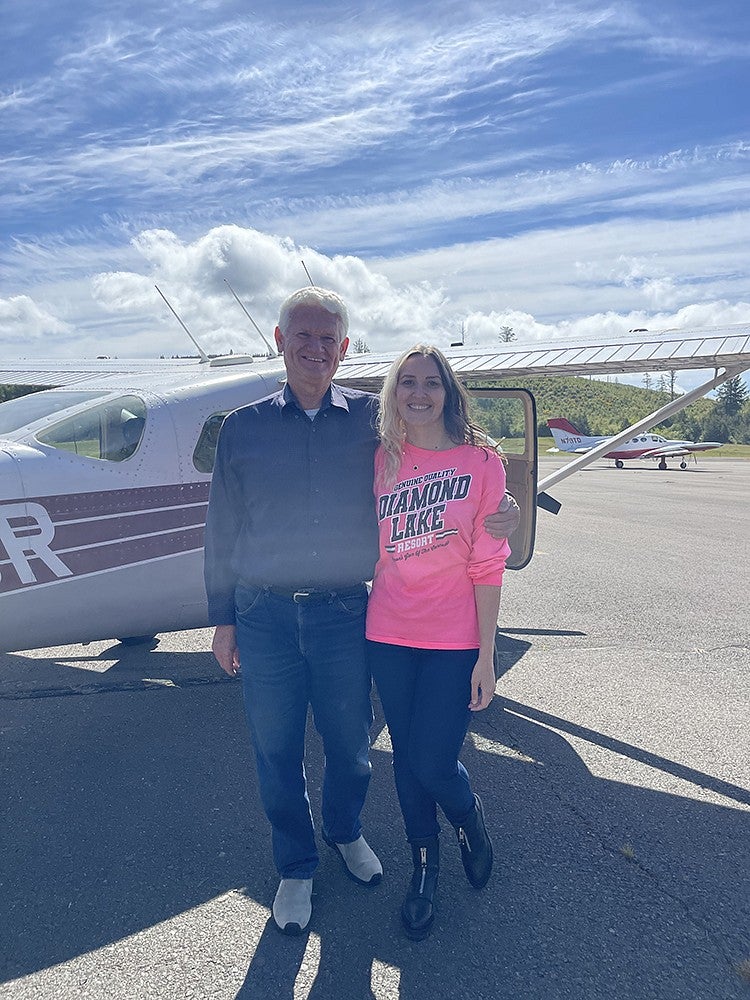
[235,584,373,878]
[367,640,477,842]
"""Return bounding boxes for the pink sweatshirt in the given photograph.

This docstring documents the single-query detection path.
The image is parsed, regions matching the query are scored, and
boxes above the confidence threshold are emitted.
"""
[365,441,510,650]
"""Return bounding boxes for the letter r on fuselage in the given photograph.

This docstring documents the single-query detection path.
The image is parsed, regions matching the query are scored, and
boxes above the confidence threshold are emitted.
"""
[0,502,73,585]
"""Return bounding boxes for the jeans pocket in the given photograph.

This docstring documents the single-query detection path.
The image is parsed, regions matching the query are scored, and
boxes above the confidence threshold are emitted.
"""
[235,584,266,620]
[335,589,368,617]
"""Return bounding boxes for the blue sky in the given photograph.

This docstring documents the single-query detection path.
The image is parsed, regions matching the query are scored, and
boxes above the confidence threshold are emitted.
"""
[1,0,749,383]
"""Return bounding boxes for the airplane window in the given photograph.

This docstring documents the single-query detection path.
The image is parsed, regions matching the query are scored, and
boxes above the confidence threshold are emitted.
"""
[0,390,107,435]
[468,396,529,455]
[36,394,147,462]
[193,412,228,473]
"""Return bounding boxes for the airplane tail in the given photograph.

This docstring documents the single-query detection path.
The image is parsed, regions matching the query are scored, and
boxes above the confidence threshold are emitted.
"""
[547,417,583,434]
[546,417,589,453]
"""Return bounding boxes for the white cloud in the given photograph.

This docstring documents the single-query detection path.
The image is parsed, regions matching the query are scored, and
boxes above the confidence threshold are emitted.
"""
[372,209,750,322]
[3,223,748,404]
[88,226,452,354]
[0,294,72,342]
[267,144,750,253]
[4,3,681,225]
[80,225,750,366]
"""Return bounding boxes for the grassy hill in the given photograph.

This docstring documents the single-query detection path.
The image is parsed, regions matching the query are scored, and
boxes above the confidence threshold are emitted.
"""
[468,375,714,439]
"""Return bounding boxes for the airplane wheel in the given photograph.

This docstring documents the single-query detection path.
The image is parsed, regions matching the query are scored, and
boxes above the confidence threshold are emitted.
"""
[658,460,667,470]
[680,461,687,470]
[615,460,624,469]
[117,635,158,646]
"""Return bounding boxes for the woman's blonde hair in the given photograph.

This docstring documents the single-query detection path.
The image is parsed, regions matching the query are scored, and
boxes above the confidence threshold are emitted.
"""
[377,344,494,485]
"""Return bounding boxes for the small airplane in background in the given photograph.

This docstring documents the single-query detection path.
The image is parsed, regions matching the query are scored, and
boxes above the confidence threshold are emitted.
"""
[547,417,723,469]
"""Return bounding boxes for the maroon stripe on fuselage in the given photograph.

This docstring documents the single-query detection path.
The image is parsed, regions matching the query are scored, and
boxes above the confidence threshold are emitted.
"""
[26,481,211,521]
[0,482,210,594]
[0,526,205,593]
[61,525,206,576]
[49,503,207,548]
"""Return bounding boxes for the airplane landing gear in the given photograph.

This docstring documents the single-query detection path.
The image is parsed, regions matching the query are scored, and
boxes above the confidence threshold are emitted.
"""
[658,459,668,470]
[615,459,624,469]
[680,460,688,470]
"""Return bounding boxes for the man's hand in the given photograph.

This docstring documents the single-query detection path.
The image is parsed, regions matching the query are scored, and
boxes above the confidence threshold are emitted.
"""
[484,491,520,539]
[212,624,240,677]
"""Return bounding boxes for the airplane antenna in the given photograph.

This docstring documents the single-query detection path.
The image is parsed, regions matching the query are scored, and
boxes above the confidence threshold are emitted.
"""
[301,260,316,287]
[224,279,276,356]
[154,285,210,363]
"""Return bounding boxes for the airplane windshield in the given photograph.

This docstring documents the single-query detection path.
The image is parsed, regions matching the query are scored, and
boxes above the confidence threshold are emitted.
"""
[0,390,108,435]
[35,394,147,462]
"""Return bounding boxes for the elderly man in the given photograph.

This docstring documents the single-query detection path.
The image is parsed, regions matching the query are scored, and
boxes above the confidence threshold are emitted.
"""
[204,287,518,935]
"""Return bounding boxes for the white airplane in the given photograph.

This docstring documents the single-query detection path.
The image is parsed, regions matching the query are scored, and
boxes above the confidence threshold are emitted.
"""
[1,324,748,653]
[547,417,723,470]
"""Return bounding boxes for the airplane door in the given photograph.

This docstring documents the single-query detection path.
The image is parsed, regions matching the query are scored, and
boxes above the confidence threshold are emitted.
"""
[468,387,537,570]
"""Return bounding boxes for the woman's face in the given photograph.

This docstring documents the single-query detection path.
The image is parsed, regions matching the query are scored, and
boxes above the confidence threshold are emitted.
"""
[395,354,446,432]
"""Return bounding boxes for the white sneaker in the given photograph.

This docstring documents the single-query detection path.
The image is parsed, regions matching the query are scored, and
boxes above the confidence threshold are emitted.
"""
[325,834,383,885]
[272,878,313,934]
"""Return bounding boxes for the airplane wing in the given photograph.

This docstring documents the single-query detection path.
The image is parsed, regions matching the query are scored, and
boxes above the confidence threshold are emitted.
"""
[0,358,201,389]
[2,324,748,390]
[336,325,750,390]
[639,442,722,459]
[639,446,693,459]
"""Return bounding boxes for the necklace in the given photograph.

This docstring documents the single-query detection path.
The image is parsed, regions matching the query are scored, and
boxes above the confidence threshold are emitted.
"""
[406,436,456,470]
[407,437,453,450]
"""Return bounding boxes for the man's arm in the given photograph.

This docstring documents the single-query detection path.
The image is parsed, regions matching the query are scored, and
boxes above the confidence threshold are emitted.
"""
[204,417,243,677]
[484,491,520,540]
[204,416,244,626]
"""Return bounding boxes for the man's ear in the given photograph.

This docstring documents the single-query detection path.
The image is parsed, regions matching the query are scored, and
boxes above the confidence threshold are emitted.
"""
[274,326,284,353]
[339,336,350,359]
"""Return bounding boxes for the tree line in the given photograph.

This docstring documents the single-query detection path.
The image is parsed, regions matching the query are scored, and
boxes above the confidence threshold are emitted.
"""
[469,375,750,444]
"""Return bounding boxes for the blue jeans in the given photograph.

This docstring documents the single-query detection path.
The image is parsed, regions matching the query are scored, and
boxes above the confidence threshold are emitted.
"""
[235,584,373,878]
[367,641,477,842]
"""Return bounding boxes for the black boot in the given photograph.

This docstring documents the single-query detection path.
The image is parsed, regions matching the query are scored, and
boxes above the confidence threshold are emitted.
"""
[401,838,439,941]
[454,794,493,889]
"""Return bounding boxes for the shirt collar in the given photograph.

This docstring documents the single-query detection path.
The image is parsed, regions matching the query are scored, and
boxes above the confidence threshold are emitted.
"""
[280,381,351,414]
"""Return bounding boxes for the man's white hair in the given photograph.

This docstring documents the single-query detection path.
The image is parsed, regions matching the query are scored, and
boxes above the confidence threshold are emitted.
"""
[278,287,349,339]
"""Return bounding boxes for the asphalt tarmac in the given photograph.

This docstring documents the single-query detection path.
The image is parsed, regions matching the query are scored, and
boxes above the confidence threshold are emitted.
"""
[1,458,748,1000]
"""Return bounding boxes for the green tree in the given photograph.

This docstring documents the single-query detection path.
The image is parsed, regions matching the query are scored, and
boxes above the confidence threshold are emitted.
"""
[498,326,516,343]
[733,400,750,444]
[702,410,730,443]
[715,375,748,416]
[0,384,45,404]
[351,337,370,354]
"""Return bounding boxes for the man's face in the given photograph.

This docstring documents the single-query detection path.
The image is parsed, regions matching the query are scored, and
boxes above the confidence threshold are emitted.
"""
[274,305,349,396]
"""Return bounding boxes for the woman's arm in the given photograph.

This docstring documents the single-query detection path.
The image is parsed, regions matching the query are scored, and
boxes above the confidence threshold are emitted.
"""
[469,584,502,711]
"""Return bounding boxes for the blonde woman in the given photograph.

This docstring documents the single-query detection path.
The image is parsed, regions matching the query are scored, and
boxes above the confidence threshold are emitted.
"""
[366,345,510,941]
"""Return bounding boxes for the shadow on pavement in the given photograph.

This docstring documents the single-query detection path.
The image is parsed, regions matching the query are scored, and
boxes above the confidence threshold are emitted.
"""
[1,642,748,999]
